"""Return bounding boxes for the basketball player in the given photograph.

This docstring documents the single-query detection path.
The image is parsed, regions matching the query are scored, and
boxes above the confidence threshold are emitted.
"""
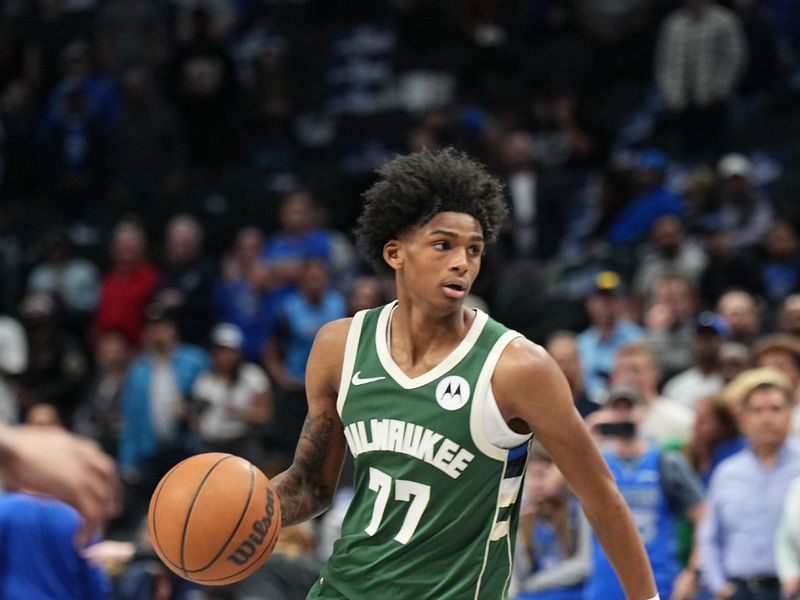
[271,148,658,600]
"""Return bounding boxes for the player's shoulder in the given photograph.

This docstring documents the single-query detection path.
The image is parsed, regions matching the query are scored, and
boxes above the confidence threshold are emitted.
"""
[494,335,559,384]
[314,317,354,350]
[497,336,552,371]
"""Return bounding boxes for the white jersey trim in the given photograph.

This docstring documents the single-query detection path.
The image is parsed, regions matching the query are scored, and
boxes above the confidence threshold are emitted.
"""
[470,330,529,461]
[484,384,533,449]
[336,310,366,418]
[375,301,489,390]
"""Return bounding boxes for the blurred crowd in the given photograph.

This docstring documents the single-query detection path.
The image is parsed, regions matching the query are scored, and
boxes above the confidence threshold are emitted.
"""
[1,0,800,598]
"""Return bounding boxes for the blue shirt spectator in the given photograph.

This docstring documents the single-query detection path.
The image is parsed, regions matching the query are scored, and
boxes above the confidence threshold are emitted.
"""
[699,380,800,598]
[608,150,683,245]
[277,285,347,383]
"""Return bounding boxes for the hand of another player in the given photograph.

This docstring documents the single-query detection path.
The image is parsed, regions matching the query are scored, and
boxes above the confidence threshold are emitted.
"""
[0,425,120,546]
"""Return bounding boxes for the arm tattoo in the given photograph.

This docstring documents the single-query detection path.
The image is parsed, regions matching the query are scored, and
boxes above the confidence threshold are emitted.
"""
[271,411,337,526]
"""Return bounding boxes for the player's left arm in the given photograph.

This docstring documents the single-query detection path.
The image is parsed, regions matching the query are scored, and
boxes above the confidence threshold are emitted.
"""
[493,338,658,600]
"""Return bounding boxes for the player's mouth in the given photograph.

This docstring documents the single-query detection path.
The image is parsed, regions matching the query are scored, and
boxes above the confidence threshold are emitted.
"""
[442,281,467,299]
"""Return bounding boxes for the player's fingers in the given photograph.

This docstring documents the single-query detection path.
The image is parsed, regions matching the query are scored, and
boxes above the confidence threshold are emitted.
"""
[77,439,121,518]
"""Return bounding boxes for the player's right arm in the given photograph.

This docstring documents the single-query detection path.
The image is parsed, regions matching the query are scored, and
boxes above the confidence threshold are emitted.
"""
[270,318,350,526]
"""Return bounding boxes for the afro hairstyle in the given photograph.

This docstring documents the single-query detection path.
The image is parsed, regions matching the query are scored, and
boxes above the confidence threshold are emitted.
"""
[354,147,508,272]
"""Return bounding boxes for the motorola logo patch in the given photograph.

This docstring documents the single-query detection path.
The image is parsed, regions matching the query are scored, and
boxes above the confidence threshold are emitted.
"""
[435,376,470,411]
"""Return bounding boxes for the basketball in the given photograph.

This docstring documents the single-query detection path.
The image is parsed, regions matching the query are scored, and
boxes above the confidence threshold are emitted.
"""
[148,452,281,586]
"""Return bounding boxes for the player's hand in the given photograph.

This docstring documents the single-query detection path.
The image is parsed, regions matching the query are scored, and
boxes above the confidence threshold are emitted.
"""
[0,425,120,546]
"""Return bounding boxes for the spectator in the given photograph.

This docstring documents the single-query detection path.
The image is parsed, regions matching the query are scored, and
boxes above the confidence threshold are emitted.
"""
[719,341,752,383]
[757,219,800,307]
[699,380,800,600]
[24,401,64,428]
[73,329,133,456]
[684,393,744,487]
[117,303,209,520]
[261,191,332,295]
[643,272,699,381]
[191,322,272,464]
[95,220,159,347]
[577,271,644,403]
[167,5,238,168]
[698,216,763,309]
[17,291,90,424]
[114,65,186,220]
[779,294,800,337]
[632,214,708,297]
[717,153,773,250]
[26,227,100,333]
[263,257,346,466]
[546,330,601,418]
[512,441,590,600]
[496,129,567,261]
[610,342,694,446]
[214,225,279,363]
[717,289,762,345]
[346,275,386,316]
[655,0,747,155]
[154,214,216,345]
[584,383,704,600]
[607,149,683,246]
[662,311,728,408]
[681,166,718,236]
[752,333,800,436]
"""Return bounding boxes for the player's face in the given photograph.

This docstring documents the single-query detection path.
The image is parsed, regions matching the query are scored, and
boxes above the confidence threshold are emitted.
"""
[391,211,484,309]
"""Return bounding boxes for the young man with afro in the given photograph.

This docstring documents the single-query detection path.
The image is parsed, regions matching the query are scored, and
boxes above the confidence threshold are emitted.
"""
[269,147,659,599]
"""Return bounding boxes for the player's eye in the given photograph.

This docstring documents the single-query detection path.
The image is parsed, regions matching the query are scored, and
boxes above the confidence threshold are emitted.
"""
[433,241,449,250]
[468,245,483,256]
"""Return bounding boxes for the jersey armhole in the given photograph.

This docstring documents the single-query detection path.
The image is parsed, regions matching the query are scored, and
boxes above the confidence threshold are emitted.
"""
[470,330,532,460]
[336,310,367,418]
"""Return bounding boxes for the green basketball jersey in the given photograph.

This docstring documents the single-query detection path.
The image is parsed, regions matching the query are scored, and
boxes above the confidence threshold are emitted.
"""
[307,301,531,600]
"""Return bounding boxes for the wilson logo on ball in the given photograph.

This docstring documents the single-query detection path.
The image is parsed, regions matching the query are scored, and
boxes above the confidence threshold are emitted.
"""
[227,488,278,565]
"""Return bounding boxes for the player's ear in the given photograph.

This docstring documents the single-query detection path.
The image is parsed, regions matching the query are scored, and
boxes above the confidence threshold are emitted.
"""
[383,239,402,270]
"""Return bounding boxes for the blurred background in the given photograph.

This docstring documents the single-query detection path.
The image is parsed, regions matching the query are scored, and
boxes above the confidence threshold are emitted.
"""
[1,0,800,599]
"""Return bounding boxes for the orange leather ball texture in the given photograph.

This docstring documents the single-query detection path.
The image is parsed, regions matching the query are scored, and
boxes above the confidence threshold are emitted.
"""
[148,452,282,585]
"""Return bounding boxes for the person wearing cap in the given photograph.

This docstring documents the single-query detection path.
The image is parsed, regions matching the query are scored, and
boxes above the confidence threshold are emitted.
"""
[698,379,800,600]
[717,153,773,250]
[662,312,728,408]
[190,323,272,464]
[585,384,705,600]
[577,271,644,404]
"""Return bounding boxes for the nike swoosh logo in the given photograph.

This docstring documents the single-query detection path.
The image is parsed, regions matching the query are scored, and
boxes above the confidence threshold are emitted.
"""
[352,371,386,386]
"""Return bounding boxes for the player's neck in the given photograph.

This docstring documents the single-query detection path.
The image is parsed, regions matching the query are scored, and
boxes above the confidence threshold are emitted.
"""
[388,300,474,375]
